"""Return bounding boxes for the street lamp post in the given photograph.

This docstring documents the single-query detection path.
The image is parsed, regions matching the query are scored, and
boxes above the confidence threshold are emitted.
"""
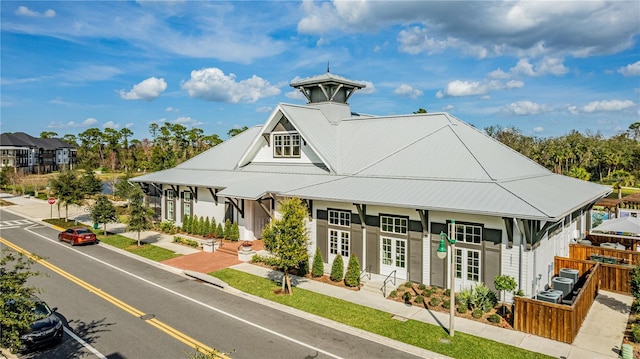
[437,219,457,337]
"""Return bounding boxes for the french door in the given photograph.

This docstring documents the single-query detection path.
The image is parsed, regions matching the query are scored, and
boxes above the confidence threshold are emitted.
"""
[380,237,407,279]
[453,247,481,291]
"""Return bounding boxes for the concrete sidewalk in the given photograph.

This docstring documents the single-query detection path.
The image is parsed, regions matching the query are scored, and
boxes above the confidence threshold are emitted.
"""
[0,193,632,359]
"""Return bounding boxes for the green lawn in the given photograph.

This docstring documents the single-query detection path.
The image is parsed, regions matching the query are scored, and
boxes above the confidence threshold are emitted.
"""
[43,218,180,262]
[210,269,552,359]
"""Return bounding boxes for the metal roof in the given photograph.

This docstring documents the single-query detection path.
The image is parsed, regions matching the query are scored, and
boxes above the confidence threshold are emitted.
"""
[132,98,610,221]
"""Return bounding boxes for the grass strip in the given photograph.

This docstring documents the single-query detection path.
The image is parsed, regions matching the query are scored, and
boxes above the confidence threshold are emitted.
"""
[44,218,180,262]
[211,269,553,359]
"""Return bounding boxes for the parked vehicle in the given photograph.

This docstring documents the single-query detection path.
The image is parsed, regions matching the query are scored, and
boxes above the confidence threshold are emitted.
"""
[58,227,98,246]
[19,298,63,352]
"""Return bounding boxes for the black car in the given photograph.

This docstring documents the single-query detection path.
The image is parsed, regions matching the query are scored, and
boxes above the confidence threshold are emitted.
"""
[19,299,63,352]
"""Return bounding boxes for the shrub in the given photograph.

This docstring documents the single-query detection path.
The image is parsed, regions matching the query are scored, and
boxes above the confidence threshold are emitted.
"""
[224,219,232,239]
[330,255,344,282]
[216,223,224,238]
[472,309,483,318]
[297,256,309,277]
[414,295,424,304]
[429,297,442,307]
[488,313,502,323]
[402,291,412,302]
[631,265,640,303]
[468,283,498,313]
[389,290,398,298]
[457,305,468,314]
[423,287,435,297]
[442,300,450,309]
[203,217,211,236]
[311,248,324,278]
[344,254,361,287]
[418,283,426,291]
[404,281,412,288]
[159,220,175,233]
[444,288,451,297]
[210,217,217,237]
[198,217,206,236]
[183,215,191,233]
[632,324,640,343]
[191,215,199,234]
[173,236,199,248]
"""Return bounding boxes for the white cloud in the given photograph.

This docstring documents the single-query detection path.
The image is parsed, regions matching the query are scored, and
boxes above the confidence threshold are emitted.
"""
[533,127,544,133]
[564,105,579,115]
[285,89,307,101]
[442,104,454,111]
[394,84,423,99]
[16,6,56,17]
[488,69,510,80]
[511,57,568,77]
[182,68,280,103]
[120,77,167,101]
[437,79,520,98]
[297,2,638,58]
[103,121,120,129]
[256,106,273,113]
[583,99,635,113]
[501,101,552,115]
[166,106,179,112]
[618,61,640,77]
[357,80,376,94]
[82,118,98,126]
[173,116,203,126]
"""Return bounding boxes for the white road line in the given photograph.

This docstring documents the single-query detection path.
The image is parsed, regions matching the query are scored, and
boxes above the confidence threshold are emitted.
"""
[63,327,107,359]
[23,226,345,359]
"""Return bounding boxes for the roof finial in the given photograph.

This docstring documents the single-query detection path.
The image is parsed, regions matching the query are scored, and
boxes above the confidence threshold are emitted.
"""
[327,61,330,73]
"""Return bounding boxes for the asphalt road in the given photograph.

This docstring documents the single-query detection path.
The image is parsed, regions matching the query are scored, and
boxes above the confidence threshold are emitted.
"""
[0,210,423,359]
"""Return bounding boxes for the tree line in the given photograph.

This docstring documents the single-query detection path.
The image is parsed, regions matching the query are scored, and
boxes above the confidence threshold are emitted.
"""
[42,120,639,189]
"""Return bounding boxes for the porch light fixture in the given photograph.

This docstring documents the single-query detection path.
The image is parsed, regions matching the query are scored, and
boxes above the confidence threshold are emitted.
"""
[437,219,456,337]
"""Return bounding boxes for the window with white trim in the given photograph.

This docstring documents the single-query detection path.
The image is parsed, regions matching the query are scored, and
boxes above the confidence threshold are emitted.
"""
[452,223,482,244]
[167,201,174,220]
[167,189,174,200]
[273,133,301,158]
[328,210,350,227]
[183,192,191,218]
[381,216,407,234]
[329,229,350,257]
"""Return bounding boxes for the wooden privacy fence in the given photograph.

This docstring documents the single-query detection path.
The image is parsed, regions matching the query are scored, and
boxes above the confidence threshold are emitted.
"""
[570,243,640,266]
[585,234,639,252]
[514,258,599,343]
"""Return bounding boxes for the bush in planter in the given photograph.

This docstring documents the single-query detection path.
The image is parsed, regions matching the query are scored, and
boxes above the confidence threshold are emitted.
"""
[389,290,398,298]
[444,288,451,297]
[488,313,502,323]
[429,297,441,307]
[312,248,324,278]
[216,223,224,238]
[414,295,424,304]
[402,291,412,303]
[418,283,426,291]
[632,324,640,343]
[472,309,484,319]
[457,305,468,314]
[442,300,450,309]
[330,255,344,282]
[344,254,361,287]
[404,281,412,288]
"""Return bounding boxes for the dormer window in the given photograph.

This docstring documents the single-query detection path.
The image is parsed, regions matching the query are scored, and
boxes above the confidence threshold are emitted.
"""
[273,133,301,158]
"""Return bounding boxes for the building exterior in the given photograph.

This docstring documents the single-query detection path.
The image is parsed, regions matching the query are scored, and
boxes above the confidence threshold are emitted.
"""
[0,132,76,174]
[132,72,610,298]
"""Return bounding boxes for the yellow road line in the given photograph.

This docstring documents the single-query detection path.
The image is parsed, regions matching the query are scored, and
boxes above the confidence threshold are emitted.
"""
[0,237,227,358]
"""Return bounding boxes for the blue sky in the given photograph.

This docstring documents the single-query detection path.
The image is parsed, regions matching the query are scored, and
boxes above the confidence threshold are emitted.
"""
[1,1,639,141]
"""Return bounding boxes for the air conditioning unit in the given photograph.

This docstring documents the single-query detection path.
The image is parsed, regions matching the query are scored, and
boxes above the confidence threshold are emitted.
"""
[559,268,579,285]
[552,277,574,298]
[536,290,562,304]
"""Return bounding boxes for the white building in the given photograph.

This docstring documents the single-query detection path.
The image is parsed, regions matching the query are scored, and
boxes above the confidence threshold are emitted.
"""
[132,72,610,297]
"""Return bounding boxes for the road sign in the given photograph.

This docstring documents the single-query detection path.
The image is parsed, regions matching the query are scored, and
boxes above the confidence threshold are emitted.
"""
[48,197,56,205]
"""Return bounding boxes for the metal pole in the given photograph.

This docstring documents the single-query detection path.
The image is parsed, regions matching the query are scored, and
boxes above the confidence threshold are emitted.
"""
[449,241,455,337]
[50,203,52,219]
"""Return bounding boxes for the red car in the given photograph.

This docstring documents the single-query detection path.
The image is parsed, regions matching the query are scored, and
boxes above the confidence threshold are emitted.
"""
[58,227,98,246]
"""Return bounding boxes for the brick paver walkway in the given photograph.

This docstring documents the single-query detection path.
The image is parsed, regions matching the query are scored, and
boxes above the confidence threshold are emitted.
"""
[161,239,264,273]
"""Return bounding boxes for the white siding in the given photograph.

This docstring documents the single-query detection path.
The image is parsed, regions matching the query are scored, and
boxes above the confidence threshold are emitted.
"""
[252,136,323,164]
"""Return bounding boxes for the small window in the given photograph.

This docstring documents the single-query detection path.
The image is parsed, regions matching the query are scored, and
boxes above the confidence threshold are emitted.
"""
[380,216,407,234]
[184,192,191,202]
[452,223,482,244]
[167,190,174,200]
[328,210,350,227]
[273,133,301,158]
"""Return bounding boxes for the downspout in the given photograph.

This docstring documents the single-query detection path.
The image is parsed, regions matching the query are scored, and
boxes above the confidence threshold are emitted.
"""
[513,219,525,293]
